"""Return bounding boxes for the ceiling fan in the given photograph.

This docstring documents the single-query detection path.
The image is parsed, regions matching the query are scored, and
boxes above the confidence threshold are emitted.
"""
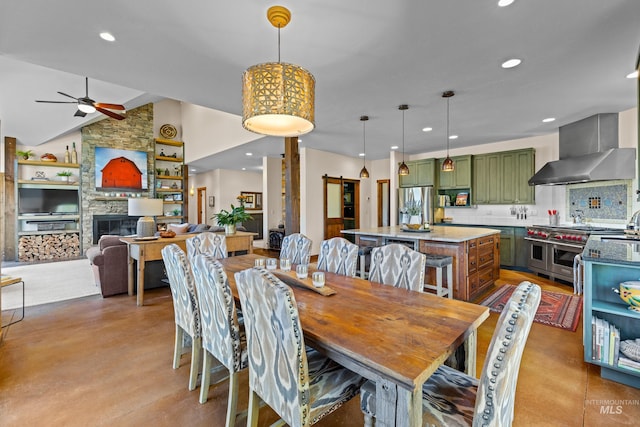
[36,77,126,120]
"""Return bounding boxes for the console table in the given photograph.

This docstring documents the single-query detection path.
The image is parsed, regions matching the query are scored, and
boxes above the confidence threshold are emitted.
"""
[120,231,256,306]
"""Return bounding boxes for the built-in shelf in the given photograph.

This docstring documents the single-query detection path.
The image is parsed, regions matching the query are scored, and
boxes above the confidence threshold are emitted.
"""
[18,230,80,236]
[157,188,183,193]
[155,175,184,180]
[18,214,79,221]
[17,160,80,168]
[157,215,185,220]
[155,155,183,163]
[154,138,183,147]
[163,201,184,205]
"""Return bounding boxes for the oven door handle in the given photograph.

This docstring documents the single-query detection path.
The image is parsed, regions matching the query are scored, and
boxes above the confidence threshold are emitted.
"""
[524,237,549,244]
[552,242,584,250]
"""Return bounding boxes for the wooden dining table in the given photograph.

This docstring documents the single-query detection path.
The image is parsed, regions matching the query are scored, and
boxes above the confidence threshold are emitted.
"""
[218,254,489,427]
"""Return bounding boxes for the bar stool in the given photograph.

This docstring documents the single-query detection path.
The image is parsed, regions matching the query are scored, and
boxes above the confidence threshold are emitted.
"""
[358,246,372,279]
[423,255,453,298]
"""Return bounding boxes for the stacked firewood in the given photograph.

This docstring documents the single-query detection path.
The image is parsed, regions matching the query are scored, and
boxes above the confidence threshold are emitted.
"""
[18,233,81,261]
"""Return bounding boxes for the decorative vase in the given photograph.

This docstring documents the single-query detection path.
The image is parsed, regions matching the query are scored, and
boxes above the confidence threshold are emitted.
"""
[225,224,236,235]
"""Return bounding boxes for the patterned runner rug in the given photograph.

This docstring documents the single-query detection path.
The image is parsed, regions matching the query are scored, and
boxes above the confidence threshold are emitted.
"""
[479,284,582,332]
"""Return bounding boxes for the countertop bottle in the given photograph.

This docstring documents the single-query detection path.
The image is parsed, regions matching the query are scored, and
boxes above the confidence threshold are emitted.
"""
[71,142,78,164]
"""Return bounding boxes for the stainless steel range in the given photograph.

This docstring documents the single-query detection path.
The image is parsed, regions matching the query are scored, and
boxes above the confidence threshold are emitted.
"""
[525,225,623,283]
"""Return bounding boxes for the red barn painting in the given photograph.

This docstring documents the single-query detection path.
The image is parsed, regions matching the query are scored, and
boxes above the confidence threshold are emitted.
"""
[101,156,143,189]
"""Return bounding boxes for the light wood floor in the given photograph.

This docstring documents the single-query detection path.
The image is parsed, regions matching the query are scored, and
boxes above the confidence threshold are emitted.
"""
[1,267,639,426]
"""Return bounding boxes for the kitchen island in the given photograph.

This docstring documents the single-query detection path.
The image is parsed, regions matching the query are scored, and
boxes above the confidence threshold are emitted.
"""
[342,226,500,301]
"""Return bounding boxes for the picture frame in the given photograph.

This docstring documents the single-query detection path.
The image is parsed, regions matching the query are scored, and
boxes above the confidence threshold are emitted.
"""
[95,146,148,191]
[241,191,263,210]
[173,193,183,201]
[164,194,174,201]
[209,196,215,207]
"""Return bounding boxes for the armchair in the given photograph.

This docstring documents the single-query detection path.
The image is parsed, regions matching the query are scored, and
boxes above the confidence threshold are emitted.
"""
[86,235,128,297]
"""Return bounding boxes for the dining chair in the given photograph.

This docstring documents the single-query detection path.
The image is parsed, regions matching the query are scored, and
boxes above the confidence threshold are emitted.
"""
[279,232,312,265]
[191,254,248,425]
[186,232,227,259]
[316,237,359,277]
[161,243,202,391]
[234,267,366,427]
[360,281,542,427]
[367,243,426,292]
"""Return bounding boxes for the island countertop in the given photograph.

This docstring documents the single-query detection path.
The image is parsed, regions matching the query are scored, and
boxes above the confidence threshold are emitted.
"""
[341,225,500,243]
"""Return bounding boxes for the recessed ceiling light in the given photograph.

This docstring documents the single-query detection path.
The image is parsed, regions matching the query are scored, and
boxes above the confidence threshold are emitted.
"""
[542,117,556,123]
[298,138,302,143]
[242,167,246,171]
[190,168,196,172]
[626,70,639,79]
[245,152,252,156]
[359,153,365,157]
[99,32,115,42]
[449,135,458,140]
[422,127,433,132]
[391,145,399,150]
[501,58,522,69]
[498,0,515,7]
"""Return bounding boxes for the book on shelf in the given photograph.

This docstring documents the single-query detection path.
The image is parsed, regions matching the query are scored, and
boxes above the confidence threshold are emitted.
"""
[591,317,621,366]
[617,356,640,374]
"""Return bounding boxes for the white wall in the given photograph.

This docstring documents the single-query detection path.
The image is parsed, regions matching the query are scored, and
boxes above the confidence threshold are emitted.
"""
[180,103,263,163]
[300,147,373,255]
[189,168,262,226]
[153,99,182,140]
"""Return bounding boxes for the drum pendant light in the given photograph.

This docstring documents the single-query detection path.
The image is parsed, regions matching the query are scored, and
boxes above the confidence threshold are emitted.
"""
[441,91,455,172]
[397,104,410,176]
[359,115,370,178]
[242,6,315,137]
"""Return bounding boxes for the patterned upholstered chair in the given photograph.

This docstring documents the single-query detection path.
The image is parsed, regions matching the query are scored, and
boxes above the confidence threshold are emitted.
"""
[186,232,227,259]
[279,233,312,265]
[367,243,426,292]
[234,267,366,427]
[316,237,359,277]
[161,244,202,391]
[360,281,542,427]
[191,254,248,424]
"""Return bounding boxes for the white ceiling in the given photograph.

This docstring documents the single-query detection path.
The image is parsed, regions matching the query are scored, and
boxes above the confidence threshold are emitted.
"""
[1,0,639,173]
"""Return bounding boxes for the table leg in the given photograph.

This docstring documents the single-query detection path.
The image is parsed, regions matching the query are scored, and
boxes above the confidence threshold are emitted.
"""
[137,248,146,306]
[127,246,134,296]
[374,379,421,427]
[464,329,477,377]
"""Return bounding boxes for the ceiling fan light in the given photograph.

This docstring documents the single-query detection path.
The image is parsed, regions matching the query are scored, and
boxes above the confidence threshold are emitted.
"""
[359,166,370,178]
[78,103,96,114]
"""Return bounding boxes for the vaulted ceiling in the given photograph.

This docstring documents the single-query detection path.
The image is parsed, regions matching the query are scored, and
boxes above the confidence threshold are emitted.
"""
[1,1,638,172]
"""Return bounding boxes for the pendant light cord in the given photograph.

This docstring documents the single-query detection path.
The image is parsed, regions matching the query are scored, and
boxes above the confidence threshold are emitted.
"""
[446,97,450,155]
[402,108,406,162]
[363,119,366,166]
[277,25,281,63]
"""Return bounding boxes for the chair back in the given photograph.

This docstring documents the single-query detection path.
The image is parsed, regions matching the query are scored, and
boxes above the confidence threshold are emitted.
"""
[280,233,312,265]
[235,268,311,427]
[473,281,541,427]
[368,243,426,292]
[186,232,227,259]
[191,254,245,372]
[161,244,200,338]
[317,237,359,277]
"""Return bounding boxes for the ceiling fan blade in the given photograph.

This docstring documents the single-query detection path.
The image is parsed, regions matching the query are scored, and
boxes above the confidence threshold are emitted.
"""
[36,100,77,104]
[94,102,125,110]
[74,109,87,117]
[96,106,125,120]
[57,91,78,100]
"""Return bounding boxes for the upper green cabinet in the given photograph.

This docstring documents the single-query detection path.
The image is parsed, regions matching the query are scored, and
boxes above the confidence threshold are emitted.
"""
[437,155,472,189]
[473,148,535,204]
[399,158,436,187]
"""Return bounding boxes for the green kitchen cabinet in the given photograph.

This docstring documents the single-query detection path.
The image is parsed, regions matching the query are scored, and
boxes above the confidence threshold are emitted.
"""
[399,159,435,187]
[473,153,501,204]
[438,155,472,189]
[473,148,535,205]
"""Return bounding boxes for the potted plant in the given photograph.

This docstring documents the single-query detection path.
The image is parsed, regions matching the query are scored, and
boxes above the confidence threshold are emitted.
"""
[406,201,422,224]
[16,149,34,160]
[56,170,73,182]
[172,208,182,217]
[212,204,252,234]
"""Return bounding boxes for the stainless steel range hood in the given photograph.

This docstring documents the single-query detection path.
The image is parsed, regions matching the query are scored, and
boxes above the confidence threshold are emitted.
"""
[528,113,636,185]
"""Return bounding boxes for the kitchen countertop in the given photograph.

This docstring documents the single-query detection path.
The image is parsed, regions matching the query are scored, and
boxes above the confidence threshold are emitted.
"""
[341,225,500,243]
[582,234,640,265]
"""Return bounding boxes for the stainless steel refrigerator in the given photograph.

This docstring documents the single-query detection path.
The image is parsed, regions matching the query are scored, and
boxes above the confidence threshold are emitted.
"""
[398,186,434,226]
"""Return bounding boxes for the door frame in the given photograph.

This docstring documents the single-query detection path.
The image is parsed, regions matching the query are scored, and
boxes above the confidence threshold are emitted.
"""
[197,187,207,224]
[377,179,390,227]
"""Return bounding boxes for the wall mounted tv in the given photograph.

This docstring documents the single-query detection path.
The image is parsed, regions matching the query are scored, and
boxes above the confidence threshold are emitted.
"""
[19,188,79,215]
[95,147,148,191]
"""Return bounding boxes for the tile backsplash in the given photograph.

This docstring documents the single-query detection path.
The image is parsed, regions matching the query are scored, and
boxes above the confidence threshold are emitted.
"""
[567,181,631,222]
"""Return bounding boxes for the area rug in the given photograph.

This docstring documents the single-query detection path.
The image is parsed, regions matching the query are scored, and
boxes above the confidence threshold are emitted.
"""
[479,284,582,332]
